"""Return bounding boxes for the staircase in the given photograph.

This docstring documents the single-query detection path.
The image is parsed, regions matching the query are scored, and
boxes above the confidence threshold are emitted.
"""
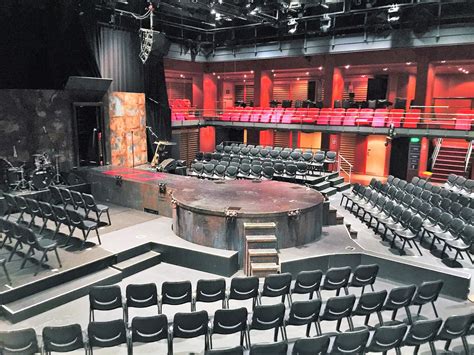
[313,174,351,197]
[244,222,279,277]
[431,140,472,183]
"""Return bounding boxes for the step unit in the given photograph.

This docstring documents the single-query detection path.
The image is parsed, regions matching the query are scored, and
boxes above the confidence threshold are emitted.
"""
[313,180,331,191]
[2,267,122,323]
[244,222,279,277]
[328,176,345,186]
[335,182,351,192]
[320,187,337,197]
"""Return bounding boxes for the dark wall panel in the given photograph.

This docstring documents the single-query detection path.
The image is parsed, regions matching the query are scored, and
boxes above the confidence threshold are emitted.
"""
[98,26,144,93]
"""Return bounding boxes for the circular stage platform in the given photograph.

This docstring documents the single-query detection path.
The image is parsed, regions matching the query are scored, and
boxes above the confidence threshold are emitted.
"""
[172,179,324,263]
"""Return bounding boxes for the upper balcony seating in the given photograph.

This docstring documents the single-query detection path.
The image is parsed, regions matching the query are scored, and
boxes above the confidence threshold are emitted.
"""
[170,99,196,121]
[214,106,473,130]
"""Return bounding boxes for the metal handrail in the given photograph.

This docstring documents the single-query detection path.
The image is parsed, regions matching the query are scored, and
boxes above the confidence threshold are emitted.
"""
[431,138,443,170]
[465,140,473,172]
[338,154,353,184]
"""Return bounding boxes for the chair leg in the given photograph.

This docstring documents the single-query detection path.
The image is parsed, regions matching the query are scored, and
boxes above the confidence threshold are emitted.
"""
[336,318,342,332]
[391,309,398,321]
[377,312,384,326]
[306,322,312,337]
[315,321,322,336]
[35,250,48,276]
[405,306,413,324]
[20,247,33,269]
[2,262,11,285]
[8,240,22,261]
[413,241,423,256]
[370,284,375,292]
[54,248,62,268]
[106,210,111,225]
[431,302,439,318]
[417,305,423,316]
[428,341,436,355]
[444,339,451,351]
[95,228,101,245]
[273,326,279,341]
[347,316,354,331]
[461,336,470,355]
[414,345,420,355]
[281,326,288,341]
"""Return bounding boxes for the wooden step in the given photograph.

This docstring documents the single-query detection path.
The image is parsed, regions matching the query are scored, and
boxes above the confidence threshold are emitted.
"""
[244,222,276,230]
[248,249,279,264]
[250,262,279,278]
[246,234,277,243]
[336,213,344,225]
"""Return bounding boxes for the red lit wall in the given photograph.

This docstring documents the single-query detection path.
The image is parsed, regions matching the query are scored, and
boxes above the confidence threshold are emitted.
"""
[260,71,273,107]
[353,136,368,174]
[200,126,216,152]
[259,130,274,146]
[203,74,217,116]
[332,68,344,106]
[432,74,474,107]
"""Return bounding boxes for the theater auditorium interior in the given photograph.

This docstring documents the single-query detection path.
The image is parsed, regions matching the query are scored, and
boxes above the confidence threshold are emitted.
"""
[0,0,473,354]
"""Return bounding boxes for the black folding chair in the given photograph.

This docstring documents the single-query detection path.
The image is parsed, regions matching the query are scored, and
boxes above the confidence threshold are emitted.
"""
[352,290,387,328]
[332,329,370,354]
[411,280,443,318]
[318,294,356,334]
[403,318,442,354]
[130,314,168,354]
[249,341,288,355]
[227,276,260,310]
[67,209,101,247]
[284,299,321,337]
[193,278,226,311]
[89,285,125,322]
[381,284,416,325]
[367,324,408,354]
[169,310,209,355]
[43,324,86,354]
[348,264,379,294]
[435,313,472,354]
[88,319,128,355]
[292,335,329,355]
[291,269,323,300]
[321,266,351,296]
[0,327,39,355]
[82,193,111,225]
[126,283,159,321]
[248,303,287,346]
[209,307,249,349]
[259,272,292,306]
[160,280,192,313]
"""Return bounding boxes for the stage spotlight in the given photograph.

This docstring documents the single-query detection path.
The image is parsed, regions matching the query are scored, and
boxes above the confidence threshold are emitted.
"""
[320,14,332,33]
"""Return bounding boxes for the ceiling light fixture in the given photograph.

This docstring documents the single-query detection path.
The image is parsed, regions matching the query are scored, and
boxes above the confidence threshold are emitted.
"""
[383,67,388,71]
[441,60,446,63]
[306,72,309,75]
[318,66,323,70]
[344,65,350,69]
[406,62,412,65]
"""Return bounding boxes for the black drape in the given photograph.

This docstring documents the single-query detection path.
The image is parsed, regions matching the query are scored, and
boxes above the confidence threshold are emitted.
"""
[144,55,172,160]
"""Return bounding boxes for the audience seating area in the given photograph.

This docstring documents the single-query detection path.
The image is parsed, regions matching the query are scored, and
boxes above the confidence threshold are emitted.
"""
[190,144,337,182]
[342,174,474,262]
[170,99,197,121]
[1,268,472,354]
[210,107,474,130]
[0,187,110,277]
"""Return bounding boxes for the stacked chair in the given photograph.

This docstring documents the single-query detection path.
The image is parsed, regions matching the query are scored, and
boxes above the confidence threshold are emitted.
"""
[342,175,474,263]
[190,144,337,181]
[1,269,472,354]
[0,187,110,276]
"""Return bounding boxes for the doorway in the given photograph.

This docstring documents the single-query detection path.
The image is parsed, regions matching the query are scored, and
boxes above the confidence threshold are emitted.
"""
[73,103,106,166]
[366,135,388,176]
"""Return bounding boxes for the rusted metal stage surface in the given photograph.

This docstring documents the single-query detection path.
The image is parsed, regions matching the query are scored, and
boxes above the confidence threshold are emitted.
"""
[83,166,324,263]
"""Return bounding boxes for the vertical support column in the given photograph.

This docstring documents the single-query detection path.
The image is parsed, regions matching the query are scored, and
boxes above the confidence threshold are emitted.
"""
[414,56,435,108]
[192,74,203,110]
[199,126,216,152]
[331,67,344,109]
[203,74,217,117]
[322,58,336,108]
[418,137,430,177]
[253,67,262,107]
[387,73,400,104]
[260,70,274,108]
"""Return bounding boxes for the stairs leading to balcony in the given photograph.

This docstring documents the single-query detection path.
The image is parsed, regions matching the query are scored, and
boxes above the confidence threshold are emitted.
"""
[431,142,472,183]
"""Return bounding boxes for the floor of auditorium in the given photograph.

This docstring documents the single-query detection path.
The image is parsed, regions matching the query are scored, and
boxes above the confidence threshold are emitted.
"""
[0,192,472,354]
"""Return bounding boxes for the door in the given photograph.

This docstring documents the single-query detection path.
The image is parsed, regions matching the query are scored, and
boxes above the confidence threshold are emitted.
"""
[73,103,106,166]
[366,135,387,176]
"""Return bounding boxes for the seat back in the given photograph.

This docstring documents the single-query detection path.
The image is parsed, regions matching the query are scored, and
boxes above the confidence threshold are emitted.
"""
[196,278,226,303]
[287,299,321,326]
[212,307,248,335]
[292,335,329,355]
[333,329,370,354]
[323,266,351,291]
[250,303,285,331]
[161,281,192,306]
[0,328,39,355]
[250,341,288,355]
[88,319,127,349]
[321,295,356,321]
[43,324,84,353]
[351,264,379,288]
[131,314,168,343]
[368,324,407,352]
[353,290,387,316]
[384,285,416,310]
[126,283,158,309]
[229,276,259,301]
[89,285,123,311]
[404,318,443,346]
[173,310,209,338]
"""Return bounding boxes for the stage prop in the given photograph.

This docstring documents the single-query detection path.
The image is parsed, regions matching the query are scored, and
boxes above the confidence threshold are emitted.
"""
[109,92,148,167]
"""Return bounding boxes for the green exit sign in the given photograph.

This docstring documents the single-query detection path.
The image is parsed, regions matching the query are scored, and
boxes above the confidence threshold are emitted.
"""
[410,137,420,143]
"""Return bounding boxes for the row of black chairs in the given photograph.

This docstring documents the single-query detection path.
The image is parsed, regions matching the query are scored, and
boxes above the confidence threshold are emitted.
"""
[0,219,62,276]
[189,161,315,181]
[444,173,474,197]
[2,196,102,249]
[342,182,473,262]
[4,311,471,355]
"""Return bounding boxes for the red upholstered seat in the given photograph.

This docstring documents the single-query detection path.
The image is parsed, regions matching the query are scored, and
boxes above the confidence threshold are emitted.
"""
[387,109,404,128]
[240,108,252,122]
[260,109,273,123]
[271,109,284,123]
[372,109,388,127]
[330,108,345,125]
[250,109,262,122]
[343,108,359,126]
[281,109,295,124]
[357,108,374,126]
[403,109,421,128]
[317,108,332,125]
[230,108,242,122]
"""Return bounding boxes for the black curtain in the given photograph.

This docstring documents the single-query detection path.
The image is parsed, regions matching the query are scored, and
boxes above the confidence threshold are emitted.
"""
[144,55,172,160]
[0,0,100,89]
